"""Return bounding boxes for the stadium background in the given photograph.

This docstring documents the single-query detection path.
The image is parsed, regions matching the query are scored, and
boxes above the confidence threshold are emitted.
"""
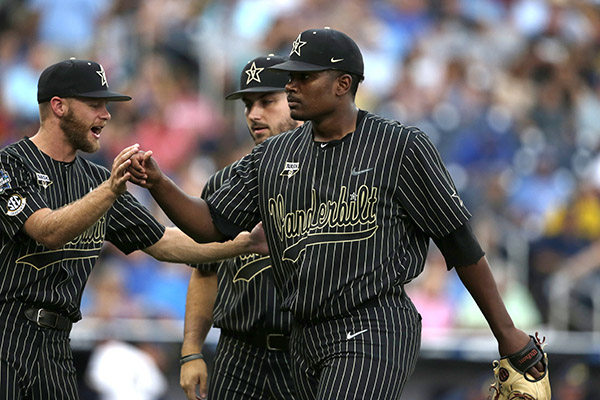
[1,0,599,398]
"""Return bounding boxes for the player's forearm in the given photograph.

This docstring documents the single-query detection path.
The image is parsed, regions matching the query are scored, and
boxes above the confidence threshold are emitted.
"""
[455,256,516,340]
[149,175,223,243]
[23,180,119,249]
[181,269,218,355]
[144,227,253,263]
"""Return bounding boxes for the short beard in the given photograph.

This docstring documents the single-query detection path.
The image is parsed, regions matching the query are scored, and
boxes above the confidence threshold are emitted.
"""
[60,108,98,153]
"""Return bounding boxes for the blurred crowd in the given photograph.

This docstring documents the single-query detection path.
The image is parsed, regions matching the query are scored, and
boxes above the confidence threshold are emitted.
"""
[1,0,600,398]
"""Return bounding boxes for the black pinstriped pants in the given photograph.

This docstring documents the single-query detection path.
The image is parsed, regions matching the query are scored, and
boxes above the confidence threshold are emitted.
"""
[0,303,78,400]
[290,291,422,400]
[208,332,297,399]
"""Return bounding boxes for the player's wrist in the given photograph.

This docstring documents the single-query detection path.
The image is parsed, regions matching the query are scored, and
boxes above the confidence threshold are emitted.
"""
[180,353,204,365]
[234,231,252,252]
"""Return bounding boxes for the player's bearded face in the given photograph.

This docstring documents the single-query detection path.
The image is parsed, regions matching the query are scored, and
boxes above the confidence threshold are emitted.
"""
[60,99,107,153]
[244,92,298,145]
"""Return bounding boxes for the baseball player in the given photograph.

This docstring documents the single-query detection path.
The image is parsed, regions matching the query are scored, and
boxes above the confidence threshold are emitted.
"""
[0,58,266,400]
[180,54,301,400]
[129,28,546,399]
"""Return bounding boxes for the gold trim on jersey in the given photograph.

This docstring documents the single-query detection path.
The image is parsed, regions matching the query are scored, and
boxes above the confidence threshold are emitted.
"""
[233,255,271,282]
[16,248,103,271]
[16,216,106,270]
[282,226,378,262]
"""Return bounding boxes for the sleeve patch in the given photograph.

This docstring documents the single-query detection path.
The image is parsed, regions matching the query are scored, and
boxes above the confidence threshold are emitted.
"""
[6,194,26,216]
[0,170,11,194]
[36,173,53,188]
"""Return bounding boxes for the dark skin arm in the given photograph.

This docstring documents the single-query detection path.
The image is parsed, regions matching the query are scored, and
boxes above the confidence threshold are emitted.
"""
[456,256,545,378]
[128,151,224,243]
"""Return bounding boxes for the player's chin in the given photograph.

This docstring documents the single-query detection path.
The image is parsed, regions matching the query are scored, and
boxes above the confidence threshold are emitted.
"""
[85,137,101,153]
[289,109,306,121]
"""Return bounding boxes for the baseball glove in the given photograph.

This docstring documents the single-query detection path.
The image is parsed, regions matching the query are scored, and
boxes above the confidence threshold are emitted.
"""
[489,333,551,400]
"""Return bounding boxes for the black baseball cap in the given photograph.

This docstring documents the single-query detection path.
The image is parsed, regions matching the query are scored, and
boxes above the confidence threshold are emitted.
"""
[37,58,132,104]
[226,54,290,100]
[269,27,364,78]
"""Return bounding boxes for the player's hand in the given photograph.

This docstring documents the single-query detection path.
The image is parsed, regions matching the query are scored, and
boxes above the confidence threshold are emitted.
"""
[108,144,140,195]
[497,327,545,379]
[127,150,162,188]
[235,222,269,255]
[180,358,208,400]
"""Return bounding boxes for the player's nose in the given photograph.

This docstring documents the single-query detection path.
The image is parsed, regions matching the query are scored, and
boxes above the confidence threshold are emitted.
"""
[285,79,297,93]
[101,108,111,120]
[247,104,262,120]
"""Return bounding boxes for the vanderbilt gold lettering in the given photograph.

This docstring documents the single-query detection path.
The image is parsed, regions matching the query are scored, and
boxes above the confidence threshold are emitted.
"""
[268,185,378,241]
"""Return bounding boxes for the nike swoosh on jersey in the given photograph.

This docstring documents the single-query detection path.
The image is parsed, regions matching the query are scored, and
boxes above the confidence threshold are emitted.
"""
[351,167,374,176]
[346,329,368,340]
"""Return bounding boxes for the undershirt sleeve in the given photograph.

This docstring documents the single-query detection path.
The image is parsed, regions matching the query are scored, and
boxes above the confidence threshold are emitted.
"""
[432,222,485,270]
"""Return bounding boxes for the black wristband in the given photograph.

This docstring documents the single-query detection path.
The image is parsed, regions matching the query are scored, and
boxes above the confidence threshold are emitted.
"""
[180,353,204,365]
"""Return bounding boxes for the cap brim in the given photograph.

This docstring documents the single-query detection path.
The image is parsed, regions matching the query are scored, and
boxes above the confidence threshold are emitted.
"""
[268,60,328,72]
[225,87,286,100]
[76,90,132,101]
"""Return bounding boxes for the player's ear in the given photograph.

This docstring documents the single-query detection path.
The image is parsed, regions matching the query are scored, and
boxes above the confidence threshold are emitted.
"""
[334,73,352,97]
[49,96,68,117]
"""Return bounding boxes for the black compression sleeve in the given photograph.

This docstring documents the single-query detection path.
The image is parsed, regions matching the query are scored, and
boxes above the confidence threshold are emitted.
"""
[432,222,485,270]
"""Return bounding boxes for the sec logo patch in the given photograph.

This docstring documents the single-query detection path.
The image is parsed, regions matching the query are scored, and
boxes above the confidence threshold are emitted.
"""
[6,194,26,216]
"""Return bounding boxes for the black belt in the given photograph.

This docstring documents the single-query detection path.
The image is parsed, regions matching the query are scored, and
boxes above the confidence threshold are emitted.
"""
[222,330,290,351]
[24,308,72,331]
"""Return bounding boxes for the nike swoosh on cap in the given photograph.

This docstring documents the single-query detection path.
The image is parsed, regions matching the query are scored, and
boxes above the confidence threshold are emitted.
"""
[330,57,344,63]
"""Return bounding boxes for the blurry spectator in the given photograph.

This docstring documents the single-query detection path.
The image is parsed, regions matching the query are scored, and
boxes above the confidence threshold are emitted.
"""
[454,265,542,330]
[553,362,595,400]
[406,248,455,339]
[26,0,113,56]
[129,53,224,174]
[1,42,52,122]
[81,256,144,320]
[527,182,600,326]
[85,340,167,400]
[507,148,574,238]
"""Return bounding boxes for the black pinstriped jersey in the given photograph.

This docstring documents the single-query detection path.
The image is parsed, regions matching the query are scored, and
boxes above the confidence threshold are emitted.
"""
[0,138,166,321]
[207,111,471,322]
[196,162,293,333]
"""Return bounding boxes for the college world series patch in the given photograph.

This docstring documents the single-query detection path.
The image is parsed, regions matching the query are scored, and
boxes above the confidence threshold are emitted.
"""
[0,169,11,194]
[36,173,52,188]
[6,194,26,216]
